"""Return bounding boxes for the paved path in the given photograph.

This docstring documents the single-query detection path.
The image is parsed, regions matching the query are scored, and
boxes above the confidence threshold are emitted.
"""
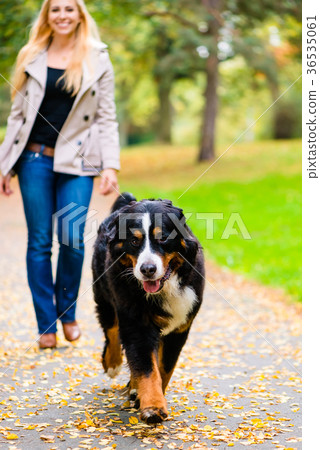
[0,179,301,449]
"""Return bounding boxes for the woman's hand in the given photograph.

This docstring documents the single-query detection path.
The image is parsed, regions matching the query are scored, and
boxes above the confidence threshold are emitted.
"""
[99,168,119,196]
[0,173,14,196]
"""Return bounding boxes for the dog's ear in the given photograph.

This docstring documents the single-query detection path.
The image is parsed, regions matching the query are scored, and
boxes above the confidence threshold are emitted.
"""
[98,211,119,244]
[183,232,199,264]
[100,201,135,245]
[105,216,118,243]
[111,192,137,213]
[167,204,199,264]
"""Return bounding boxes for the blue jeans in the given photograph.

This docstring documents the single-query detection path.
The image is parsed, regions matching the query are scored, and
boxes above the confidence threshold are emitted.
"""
[16,149,93,334]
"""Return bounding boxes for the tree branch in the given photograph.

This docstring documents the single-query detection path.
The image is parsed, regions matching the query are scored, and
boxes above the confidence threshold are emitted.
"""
[201,0,225,27]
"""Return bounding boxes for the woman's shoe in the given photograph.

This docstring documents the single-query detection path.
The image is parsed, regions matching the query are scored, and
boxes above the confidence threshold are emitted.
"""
[62,321,81,342]
[39,333,57,349]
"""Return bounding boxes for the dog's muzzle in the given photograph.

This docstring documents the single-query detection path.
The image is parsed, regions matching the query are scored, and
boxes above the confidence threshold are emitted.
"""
[142,265,173,293]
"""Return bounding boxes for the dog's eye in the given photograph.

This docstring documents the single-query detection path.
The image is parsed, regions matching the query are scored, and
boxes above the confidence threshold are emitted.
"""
[130,237,140,247]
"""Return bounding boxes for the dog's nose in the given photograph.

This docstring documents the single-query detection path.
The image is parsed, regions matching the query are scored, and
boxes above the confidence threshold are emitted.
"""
[140,263,157,278]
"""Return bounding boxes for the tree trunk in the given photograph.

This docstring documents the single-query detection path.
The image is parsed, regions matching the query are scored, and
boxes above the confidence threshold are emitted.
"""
[198,52,218,161]
[269,79,281,138]
[157,80,172,143]
[268,78,296,139]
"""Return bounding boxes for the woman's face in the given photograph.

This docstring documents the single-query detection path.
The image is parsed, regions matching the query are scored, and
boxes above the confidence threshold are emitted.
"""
[48,0,81,37]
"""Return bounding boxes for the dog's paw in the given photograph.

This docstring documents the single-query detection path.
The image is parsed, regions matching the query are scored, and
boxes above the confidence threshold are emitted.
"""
[102,331,122,377]
[106,364,122,378]
[140,407,168,425]
[129,388,138,401]
[102,346,122,378]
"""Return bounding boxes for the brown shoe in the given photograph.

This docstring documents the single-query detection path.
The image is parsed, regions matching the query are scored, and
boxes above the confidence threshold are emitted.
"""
[39,333,56,349]
[62,321,81,342]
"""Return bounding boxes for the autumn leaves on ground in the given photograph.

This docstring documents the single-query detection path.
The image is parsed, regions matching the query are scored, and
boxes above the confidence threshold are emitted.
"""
[0,141,301,449]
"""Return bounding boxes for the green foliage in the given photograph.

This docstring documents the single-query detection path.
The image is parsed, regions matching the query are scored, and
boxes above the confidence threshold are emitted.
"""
[0,0,302,144]
[88,0,301,146]
[0,126,6,142]
[0,0,38,122]
[0,87,11,125]
[0,0,37,77]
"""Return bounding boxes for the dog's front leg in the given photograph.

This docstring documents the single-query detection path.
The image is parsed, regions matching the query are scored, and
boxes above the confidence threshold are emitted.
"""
[119,320,168,424]
[159,328,190,393]
[135,352,168,424]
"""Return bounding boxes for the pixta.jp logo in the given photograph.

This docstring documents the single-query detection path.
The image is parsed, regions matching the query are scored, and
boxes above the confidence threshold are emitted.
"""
[52,202,98,249]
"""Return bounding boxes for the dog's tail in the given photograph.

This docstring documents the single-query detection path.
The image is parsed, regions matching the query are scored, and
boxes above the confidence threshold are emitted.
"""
[111,192,137,213]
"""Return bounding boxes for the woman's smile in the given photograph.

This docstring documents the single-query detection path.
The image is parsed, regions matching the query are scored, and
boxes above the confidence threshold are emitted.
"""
[48,0,81,37]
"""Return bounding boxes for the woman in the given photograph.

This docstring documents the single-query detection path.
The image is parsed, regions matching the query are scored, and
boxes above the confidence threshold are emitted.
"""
[0,0,120,348]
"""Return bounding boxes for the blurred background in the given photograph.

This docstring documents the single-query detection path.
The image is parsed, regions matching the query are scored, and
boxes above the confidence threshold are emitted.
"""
[0,0,302,300]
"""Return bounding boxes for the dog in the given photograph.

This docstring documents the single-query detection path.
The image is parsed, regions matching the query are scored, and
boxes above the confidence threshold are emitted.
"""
[92,193,205,424]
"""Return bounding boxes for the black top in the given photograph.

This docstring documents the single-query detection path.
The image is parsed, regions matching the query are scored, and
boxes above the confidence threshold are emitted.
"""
[28,67,76,148]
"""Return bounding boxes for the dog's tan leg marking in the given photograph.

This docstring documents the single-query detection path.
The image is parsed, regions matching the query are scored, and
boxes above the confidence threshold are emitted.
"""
[103,324,122,378]
[137,353,168,424]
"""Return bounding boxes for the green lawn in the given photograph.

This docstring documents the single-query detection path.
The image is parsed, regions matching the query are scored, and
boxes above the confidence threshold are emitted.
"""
[119,139,301,301]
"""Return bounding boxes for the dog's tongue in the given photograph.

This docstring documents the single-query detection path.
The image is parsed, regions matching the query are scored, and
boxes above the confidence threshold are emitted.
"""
[143,280,160,293]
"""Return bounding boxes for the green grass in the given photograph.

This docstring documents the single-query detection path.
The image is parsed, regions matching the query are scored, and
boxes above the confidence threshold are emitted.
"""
[119,139,301,301]
[178,175,301,300]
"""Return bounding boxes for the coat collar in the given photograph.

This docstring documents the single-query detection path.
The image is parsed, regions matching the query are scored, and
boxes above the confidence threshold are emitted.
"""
[25,49,48,89]
[25,42,108,98]
[72,44,108,110]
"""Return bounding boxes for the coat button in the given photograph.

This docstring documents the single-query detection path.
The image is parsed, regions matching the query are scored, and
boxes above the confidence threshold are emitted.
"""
[77,141,82,146]
[14,139,19,144]
[22,118,26,124]
[84,115,89,121]
[25,90,28,96]
[91,90,96,96]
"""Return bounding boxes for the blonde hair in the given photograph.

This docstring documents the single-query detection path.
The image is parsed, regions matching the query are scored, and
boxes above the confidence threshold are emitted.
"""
[11,0,101,99]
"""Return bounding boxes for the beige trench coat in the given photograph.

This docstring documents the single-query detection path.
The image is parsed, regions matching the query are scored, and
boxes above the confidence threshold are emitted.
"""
[0,43,120,176]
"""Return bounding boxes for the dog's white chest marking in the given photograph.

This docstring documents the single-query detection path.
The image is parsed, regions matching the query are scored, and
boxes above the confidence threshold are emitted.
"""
[161,274,197,336]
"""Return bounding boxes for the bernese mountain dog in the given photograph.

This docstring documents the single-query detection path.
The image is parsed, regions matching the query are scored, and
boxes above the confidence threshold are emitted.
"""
[92,193,205,424]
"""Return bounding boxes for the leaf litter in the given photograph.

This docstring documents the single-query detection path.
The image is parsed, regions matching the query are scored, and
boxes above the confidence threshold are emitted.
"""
[0,187,301,449]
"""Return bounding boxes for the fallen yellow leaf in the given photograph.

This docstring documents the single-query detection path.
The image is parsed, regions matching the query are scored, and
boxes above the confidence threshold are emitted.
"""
[129,416,139,425]
[6,434,19,440]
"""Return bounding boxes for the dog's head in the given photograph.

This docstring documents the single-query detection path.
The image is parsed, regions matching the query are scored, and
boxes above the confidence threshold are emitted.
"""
[104,198,199,294]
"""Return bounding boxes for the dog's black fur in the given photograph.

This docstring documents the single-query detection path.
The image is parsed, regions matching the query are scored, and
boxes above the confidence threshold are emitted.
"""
[92,193,205,424]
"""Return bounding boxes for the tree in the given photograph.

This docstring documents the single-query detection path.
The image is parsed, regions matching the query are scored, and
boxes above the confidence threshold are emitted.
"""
[134,0,302,160]
[151,24,207,143]
[233,18,302,139]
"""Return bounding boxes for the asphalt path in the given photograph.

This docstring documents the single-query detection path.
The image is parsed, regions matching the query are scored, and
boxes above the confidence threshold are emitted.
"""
[0,179,301,449]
